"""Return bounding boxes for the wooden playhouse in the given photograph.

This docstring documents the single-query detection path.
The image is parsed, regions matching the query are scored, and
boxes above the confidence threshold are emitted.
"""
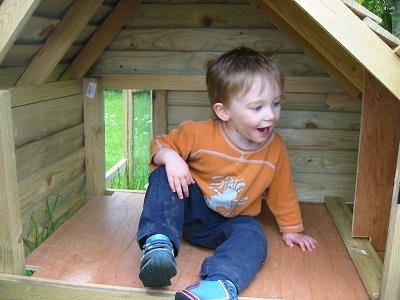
[0,0,399,299]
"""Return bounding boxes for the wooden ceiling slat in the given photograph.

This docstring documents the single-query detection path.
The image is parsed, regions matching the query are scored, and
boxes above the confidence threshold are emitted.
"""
[0,0,41,65]
[60,0,142,80]
[16,0,103,86]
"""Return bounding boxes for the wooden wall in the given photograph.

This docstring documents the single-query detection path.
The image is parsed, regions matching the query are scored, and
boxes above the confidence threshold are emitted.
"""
[97,0,361,203]
[10,80,87,253]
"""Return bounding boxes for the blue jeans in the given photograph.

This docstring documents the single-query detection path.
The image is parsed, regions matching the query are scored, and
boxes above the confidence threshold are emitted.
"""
[137,166,268,292]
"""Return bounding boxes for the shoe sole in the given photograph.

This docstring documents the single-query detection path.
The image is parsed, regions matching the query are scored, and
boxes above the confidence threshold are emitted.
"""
[175,291,193,300]
[139,251,177,287]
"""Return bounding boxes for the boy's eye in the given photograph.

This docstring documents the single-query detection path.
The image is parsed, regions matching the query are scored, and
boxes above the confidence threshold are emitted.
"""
[252,105,262,111]
[273,101,281,107]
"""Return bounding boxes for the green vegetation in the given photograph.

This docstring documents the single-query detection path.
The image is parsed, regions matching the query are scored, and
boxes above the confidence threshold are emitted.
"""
[23,193,63,253]
[104,89,152,191]
[357,0,397,32]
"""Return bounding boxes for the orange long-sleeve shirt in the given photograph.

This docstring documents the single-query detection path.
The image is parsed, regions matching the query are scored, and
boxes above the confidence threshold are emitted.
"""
[150,119,303,233]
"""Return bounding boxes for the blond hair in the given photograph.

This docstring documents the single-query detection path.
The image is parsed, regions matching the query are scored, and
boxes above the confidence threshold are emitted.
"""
[206,47,281,119]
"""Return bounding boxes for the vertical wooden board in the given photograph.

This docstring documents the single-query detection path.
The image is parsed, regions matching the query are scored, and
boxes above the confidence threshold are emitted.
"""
[353,73,400,250]
[0,90,25,274]
[153,90,167,137]
[123,89,134,180]
[380,144,400,300]
[83,78,105,196]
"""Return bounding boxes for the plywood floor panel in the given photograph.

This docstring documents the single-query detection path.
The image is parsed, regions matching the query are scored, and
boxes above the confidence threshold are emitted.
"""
[26,192,368,299]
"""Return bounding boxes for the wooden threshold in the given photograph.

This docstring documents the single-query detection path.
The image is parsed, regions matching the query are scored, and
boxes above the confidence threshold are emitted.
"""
[325,196,383,300]
[25,192,369,299]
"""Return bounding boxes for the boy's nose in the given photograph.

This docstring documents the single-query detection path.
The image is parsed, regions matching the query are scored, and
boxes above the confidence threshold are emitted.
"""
[264,107,275,120]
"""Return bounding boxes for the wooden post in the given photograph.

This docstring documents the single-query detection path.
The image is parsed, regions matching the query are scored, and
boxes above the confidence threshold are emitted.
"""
[152,90,167,137]
[83,78,105,196]
[380,144,400,299]
[0,90,25,274]
[123,89,134,182]
[352,72,400,250]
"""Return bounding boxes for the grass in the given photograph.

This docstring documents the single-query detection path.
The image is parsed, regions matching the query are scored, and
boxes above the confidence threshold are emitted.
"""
[104,89,152,190]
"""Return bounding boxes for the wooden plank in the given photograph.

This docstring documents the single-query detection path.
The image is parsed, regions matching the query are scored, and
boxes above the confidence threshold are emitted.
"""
[246,0,362,99]
[0,273,178,300]
[18,148,85,212]
[284,0,400,100]
[16,0,103,85]
[395,45,400,57]
[353,73,400,250]
[109,28,299,52]
[10,80,82,107]
[24,193,368,299]
[168,91,360,112]
[168,106,360,130]
[153,90,167,136]
[91,51,324,77]
[363,17,400,48]
[83,78,105,196]
[340,0,382,24]
[2,44,80,68]
[61,0,142,80]
[15,124,84,181]
[123,89,133,181]
[12,94,83,147]
[102,75,344,93]
[0,91,25,275]
[325,196,383,300]
[16,16,97,45]
[288,149,357,174]
[380,145,400,299]
[294,173,356,203]
[0,64,68,89]
[125,3,273,28]
[0,0,41,64]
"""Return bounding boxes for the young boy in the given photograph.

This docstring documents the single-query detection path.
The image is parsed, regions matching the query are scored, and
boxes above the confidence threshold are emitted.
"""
[136,47,317,300]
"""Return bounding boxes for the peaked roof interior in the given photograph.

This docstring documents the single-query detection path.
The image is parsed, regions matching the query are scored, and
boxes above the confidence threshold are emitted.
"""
[0,0,399,100]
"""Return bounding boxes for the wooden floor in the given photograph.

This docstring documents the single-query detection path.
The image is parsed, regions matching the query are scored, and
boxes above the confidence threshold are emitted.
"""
[26,191,369,299]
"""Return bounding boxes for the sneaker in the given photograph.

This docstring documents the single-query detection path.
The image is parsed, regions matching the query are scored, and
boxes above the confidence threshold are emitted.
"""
[175,279,238,300]
[139,234,177,287]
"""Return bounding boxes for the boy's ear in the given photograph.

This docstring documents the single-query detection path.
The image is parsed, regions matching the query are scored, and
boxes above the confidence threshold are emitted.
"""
[213,103,230,121]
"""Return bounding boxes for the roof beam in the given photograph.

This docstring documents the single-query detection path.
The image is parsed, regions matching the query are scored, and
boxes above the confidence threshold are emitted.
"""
[247,0,362,99]
[60,0,142,80]
[0,0,41,65]
[16,0,103,86]
[264,0,400,100]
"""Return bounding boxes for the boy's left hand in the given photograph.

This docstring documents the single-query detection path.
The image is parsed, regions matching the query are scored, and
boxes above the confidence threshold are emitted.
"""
[282,232,317,252]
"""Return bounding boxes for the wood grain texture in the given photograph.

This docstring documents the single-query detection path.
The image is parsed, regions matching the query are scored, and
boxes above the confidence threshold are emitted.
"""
[380,145,400,300]
[91,51,323,77]
[0,91,25,274]
[0,0,41,64]
[61,0,142,80]
[17,0,103,85]
[26,192,369,299]
[125,3,273,28]
[353,73,400,250]
[12,94,83,147]
[83,78,105,196]
[325,197,383,300]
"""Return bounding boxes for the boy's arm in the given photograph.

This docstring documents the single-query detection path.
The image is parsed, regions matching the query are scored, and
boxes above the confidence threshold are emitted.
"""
[153,147,194,199]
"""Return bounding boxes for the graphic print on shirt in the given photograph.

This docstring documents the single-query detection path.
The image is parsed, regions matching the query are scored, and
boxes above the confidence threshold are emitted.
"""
[205,176,248,216]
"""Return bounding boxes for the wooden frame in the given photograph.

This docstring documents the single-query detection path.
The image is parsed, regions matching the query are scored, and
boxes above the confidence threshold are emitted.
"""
[0,90,25,275]
[83,78,105,196]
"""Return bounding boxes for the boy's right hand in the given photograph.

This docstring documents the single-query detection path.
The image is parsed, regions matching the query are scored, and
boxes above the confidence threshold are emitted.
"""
[153,148,194,199]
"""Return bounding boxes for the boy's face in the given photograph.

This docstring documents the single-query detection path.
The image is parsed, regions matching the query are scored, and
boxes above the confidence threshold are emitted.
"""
[216,75,281,150]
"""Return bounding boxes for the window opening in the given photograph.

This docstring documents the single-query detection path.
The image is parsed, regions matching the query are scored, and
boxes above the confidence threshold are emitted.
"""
[104,89,152,191]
